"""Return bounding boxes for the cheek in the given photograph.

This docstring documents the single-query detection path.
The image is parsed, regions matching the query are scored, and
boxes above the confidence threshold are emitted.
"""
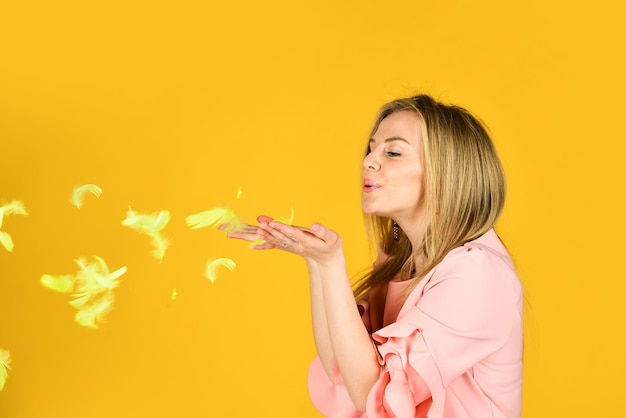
[401,169,424,200]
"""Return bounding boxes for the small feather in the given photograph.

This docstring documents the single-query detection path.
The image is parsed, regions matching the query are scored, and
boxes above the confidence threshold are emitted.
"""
[204,258,236,283]
[0,200,28,229]
[0,231,14,252]
[149,235,170,263]
[122,207,171,261]
[41,256,125,328]
[236,186,243,199]
[122,207,170,232]
[0,349,10,391]
[186,207,243,234]
[276,206,295,225]
[72,258,126,305]
[74,292,115,329]
[171,288,178,300]
[70,184,102,209]
[40,274,75,293]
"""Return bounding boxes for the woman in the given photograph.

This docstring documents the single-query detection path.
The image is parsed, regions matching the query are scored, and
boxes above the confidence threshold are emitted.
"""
[229,94,523,417]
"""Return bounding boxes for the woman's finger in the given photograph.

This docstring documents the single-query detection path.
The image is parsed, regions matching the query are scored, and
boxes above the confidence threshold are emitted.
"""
[268,221,321,244]
[258,222,296,246]
[257,215,274,223]
[249,240,277,250]
[224,224,263,242]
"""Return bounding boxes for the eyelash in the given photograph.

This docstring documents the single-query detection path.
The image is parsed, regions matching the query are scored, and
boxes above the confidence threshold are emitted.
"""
[366,145,401,158]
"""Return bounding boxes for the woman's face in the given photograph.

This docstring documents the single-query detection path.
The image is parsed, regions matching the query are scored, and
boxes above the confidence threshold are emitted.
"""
[362,111,425,224]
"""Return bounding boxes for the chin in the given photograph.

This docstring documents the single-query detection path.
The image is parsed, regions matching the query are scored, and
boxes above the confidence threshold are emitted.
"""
[361,203,375,215]
[362,205,387,217]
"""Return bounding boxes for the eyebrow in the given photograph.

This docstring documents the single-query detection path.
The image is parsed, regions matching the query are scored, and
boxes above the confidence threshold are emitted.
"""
[369,136,410,145]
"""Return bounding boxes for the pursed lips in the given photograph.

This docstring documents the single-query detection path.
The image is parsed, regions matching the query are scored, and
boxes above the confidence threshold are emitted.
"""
[363,179,381,192]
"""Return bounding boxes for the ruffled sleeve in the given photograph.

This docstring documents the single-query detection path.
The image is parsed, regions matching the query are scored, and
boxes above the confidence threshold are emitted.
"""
[366,319,433,417]
[365,244,522,417]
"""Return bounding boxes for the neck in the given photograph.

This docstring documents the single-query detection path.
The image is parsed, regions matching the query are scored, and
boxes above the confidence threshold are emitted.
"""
[396,218,428,275]
[397,220,425,250]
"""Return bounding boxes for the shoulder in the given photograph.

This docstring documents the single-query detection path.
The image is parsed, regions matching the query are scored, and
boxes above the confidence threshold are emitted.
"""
[425,229,521,297]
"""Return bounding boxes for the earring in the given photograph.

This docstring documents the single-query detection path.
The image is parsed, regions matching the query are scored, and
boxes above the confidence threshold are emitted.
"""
[393,221,399,241]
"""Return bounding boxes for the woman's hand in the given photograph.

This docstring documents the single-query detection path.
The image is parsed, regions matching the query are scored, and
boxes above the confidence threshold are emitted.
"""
[227,215,343,265]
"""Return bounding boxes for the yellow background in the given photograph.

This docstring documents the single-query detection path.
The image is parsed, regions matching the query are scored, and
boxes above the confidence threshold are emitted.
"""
[1,1,624,416]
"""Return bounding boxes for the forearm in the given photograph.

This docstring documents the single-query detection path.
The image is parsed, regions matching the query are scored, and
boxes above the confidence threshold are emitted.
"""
[318,256,380,411]
[250,220,378,406]
[306,259,336,382]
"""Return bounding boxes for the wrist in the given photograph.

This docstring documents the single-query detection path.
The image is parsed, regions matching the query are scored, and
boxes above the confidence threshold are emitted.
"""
[316,251,347,272]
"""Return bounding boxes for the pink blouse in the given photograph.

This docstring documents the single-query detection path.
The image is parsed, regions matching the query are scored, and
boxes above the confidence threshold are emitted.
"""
[308,229,523,417]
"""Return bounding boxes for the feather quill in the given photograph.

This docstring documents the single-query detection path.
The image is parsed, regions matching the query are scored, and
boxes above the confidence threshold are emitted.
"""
[0,349,10,391]
[0,231,14,252]
[70,184,102,209]
[204,258,236,283]
[0,200,27,229]
[122,207,171,262]
[186,207,243,234]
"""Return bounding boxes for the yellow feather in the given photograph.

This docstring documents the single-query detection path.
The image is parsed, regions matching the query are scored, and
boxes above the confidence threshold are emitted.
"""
[276,206,295,225]
[236,186,243,199]
[41,256,126,328]
[74,292,115,329]
[0,200,28,229]
[40,274,75,293]
[149,235,170,263]
[71,258,125,305]
[248,238,266,249]
[0,348,10,391]
[122,207,171,261]
[70,184,102,209]
[122,207,170,231]
[204,258,236,283]
[185,207,243,233]
[171,288,178,300]
[0,231,14,252]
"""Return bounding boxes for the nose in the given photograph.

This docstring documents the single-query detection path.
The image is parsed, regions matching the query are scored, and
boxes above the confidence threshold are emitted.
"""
[363,152,380,171]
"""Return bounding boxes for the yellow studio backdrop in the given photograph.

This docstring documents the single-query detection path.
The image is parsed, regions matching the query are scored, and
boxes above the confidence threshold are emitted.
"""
[0,1,624,417]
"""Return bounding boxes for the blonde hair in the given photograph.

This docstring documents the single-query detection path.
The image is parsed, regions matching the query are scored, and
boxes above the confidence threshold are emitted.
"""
[353,94,506,301]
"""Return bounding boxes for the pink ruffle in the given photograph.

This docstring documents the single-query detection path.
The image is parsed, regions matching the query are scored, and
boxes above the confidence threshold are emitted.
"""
[366,311,435,417]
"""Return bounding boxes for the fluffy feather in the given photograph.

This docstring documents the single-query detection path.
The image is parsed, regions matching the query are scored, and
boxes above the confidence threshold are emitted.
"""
[0,200,27,229]
[186,207,243,234]
[236,186,243,199]
[204,258,236,283]
[0,231,14,252]
[41,256,126,328]
[74,291,115,329]
[0,349,10,391]
[122,207,171,262]
[70,258,126,308]
[70,184,102,209]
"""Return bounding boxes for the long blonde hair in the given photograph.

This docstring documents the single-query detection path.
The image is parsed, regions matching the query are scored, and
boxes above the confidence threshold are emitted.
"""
[353,94,506,301]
